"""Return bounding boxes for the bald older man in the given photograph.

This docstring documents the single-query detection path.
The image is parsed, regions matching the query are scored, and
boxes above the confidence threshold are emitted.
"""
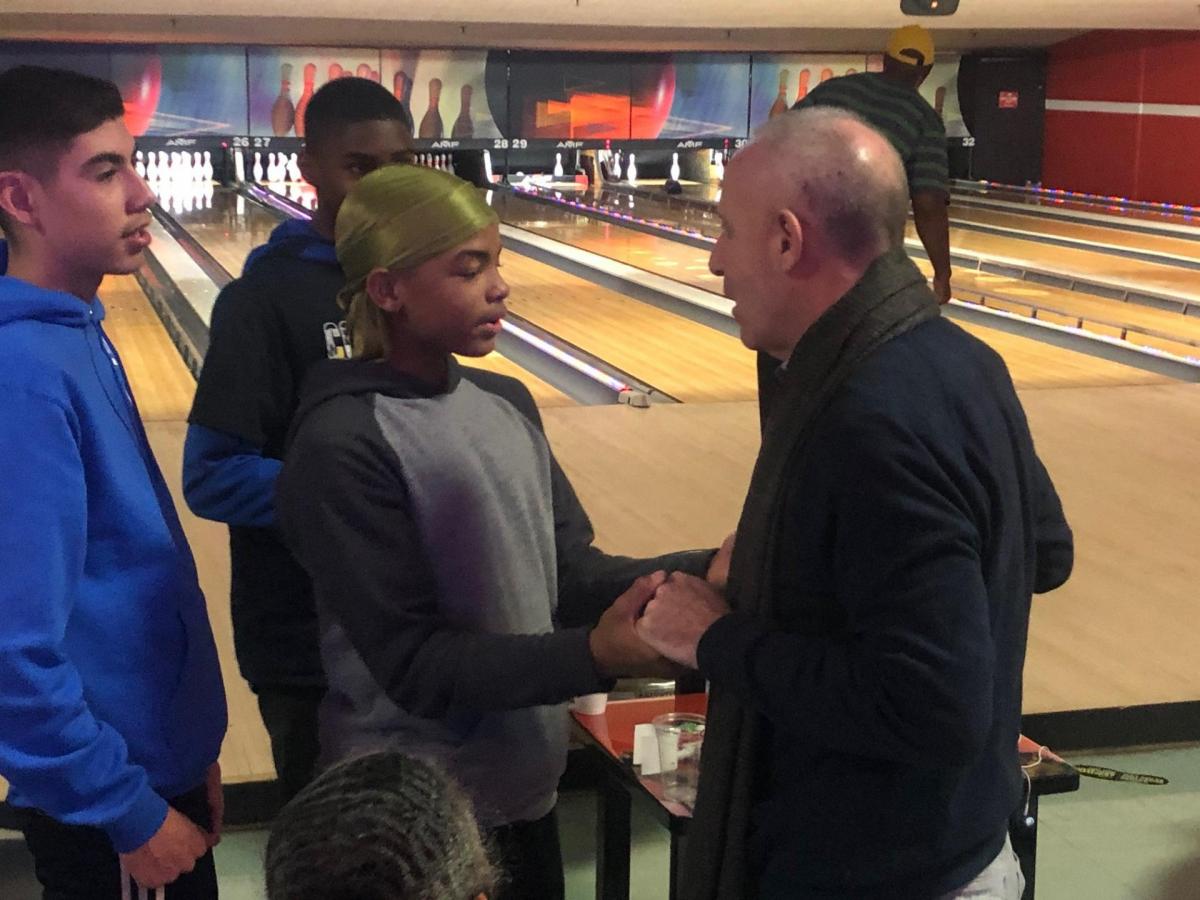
[637,109,1074,900]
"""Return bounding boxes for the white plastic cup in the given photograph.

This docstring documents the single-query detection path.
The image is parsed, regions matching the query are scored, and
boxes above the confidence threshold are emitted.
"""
[652,712,705,805]
[573,692,608,716]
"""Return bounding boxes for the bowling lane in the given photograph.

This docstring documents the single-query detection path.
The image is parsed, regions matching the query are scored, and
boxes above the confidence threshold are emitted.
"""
[492,189,723,294]
[497,250,758,403]
[167,188,574,407]
[162,187,280,277]
[501,188,1200,356]
[493,192,1173,390]
[946,205,1200,262]
[954,183,1200,231]
[580,184,1200,301]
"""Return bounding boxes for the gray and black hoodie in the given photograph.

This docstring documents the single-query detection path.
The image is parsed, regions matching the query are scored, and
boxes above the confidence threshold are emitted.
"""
[277,356,711,827]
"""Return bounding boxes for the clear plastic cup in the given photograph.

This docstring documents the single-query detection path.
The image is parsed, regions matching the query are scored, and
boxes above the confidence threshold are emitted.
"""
[652,712,706,805]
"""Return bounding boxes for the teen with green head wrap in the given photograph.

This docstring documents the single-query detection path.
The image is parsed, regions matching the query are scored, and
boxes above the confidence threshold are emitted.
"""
[279,164,730,898]
[335,165,504,370]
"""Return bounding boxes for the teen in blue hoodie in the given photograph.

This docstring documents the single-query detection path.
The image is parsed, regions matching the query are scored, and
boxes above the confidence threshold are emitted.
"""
[183,77,413,803]
[0,66,226,898]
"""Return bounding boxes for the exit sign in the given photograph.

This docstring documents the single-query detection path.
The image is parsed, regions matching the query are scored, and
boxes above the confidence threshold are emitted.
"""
[999,91,1020,109]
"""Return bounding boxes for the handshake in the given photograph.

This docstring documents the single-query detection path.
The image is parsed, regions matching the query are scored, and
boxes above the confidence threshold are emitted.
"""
[589,532,734,677]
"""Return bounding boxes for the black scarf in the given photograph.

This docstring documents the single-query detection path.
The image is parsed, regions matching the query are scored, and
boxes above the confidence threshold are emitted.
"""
[683,248,940,899]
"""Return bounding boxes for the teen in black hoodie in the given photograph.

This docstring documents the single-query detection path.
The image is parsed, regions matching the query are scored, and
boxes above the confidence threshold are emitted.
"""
[183,77,414,802]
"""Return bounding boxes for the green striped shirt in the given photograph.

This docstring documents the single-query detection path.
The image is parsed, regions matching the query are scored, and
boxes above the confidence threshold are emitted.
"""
[794,72,948,195]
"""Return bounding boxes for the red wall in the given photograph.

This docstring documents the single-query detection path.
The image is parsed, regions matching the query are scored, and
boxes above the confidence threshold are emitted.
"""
[1043,31,1200,206]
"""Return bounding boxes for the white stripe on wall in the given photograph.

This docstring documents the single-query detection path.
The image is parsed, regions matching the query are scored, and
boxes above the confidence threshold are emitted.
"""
[1046,99,1200,118]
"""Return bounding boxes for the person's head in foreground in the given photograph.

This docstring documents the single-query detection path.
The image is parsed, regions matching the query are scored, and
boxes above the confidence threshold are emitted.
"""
[0,65,156,299]
[883,24,936,88]
[335,164,506,381]
[709,106,910,361]
[265,751,497,900]
[299,76,414,237]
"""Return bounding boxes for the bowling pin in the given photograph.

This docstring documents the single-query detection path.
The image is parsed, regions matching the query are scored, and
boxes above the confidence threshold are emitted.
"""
[795,69,811,104]
[202,150,214,182]
[670,152,681,182]
[193,151,204,182]
[452,84,474,139]
[554,153,564,178]
[356,63,372,79]
[272,63,296,136]
[820,68,834,83]
[419,78,444,139]
[135,150,147,180]
[234,149,246,183]
[627,153,638,184]
[288,152,301,182]
[715,152,725,183]
[295,63,317,138]
[482,148,494,183]
[158,151,169,180]
[770,70,790,119]
[145,151,157,182]
[253,151,264,183]
[613,150,623,181]
[328,62,344,81]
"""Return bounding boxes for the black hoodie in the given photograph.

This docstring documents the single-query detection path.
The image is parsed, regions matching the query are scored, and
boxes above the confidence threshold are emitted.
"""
[186,219,348,687]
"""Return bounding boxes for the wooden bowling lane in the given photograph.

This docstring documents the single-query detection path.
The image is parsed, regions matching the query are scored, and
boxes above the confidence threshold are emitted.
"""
[946,205,1200,262]
[498,250,759,402]
[462,351,575,407]
[584,187,1200,355]
[166,187,282,277]
[542,381,1200,715]
[588,186,1200,307]
[930,223,1200,304]
[495,194,1177,389]
[493,189,724,294]
[98,275,198,421]
[910,258,1200,360]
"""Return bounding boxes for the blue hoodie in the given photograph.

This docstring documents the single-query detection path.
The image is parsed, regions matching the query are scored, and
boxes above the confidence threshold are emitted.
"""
[0,243,227,853]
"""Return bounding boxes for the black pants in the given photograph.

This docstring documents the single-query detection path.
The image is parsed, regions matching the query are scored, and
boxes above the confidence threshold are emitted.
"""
[489,808,565,900]
[254,684,325,805]
[21,784,217,900]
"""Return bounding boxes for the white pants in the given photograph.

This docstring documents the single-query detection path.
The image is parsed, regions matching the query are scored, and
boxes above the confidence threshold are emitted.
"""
[937,834,1026,900]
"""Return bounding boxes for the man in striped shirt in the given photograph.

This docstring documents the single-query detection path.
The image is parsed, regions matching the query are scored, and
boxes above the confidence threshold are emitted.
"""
[794,25,953,303]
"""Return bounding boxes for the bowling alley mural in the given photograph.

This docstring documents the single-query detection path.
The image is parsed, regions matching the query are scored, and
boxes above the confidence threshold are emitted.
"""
[0,43,248,136]
[749,55,868,132]
[380,49,506,140]
[507,52,751,141]
[247,47,384,137]
[632,54,750,139]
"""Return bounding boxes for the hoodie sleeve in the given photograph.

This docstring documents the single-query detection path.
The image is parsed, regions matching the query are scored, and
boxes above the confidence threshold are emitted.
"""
[277,404,609,719]
[0,387,168,852]
[182,424,281,528]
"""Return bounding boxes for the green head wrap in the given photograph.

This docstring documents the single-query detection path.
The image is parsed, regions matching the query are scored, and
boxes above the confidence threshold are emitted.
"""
[335,164,499,359]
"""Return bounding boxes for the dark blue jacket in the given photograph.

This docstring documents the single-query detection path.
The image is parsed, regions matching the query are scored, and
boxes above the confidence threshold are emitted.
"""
[699,315,1072,898]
